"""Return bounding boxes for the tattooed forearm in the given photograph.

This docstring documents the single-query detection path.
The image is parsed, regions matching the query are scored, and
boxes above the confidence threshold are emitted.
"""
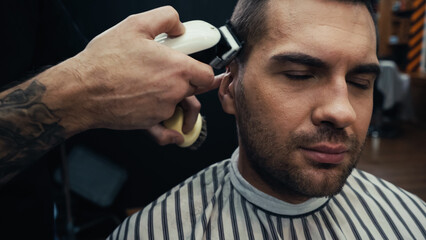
[0,80,65,186]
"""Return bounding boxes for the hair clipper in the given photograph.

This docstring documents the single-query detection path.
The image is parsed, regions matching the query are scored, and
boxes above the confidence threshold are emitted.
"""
[155,20,242,149]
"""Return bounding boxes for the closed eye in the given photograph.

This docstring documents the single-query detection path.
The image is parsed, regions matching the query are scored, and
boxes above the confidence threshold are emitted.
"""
[347,77,373,90]
[346,64,380,90]
[283,71,315,80]
[348,81,370,90]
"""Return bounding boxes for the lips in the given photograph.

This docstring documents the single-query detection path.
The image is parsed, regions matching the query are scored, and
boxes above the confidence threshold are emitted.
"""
[300,144,348,164]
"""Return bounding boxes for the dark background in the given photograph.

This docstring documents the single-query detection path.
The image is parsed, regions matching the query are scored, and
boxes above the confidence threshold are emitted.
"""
[58,0,239,239]
[4,0,239,239]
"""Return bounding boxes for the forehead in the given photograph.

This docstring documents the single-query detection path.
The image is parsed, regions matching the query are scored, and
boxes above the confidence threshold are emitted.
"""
[266,0,376,35]
[255,0,377,64]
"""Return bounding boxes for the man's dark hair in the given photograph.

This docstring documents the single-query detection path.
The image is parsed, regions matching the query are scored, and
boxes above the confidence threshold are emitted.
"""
[230,0,377,63]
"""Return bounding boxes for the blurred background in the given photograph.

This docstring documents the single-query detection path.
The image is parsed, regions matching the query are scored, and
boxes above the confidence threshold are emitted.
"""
[3,0,425,239]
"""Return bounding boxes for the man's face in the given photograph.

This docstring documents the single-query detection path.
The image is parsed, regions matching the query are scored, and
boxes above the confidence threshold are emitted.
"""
[224,0,379,203]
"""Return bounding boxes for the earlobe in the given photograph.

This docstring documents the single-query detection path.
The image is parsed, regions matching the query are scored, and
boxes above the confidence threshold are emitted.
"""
[218,64,238,115]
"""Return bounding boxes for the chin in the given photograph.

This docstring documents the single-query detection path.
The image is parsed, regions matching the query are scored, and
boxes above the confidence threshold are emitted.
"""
[257,154,359,199]
[294,164,356,198]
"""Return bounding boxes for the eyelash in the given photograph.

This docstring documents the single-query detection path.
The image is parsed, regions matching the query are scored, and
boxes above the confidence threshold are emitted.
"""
[284,73,314,80]
[284,72,373,90]
[348,76,374,90]
[348,81,370,90]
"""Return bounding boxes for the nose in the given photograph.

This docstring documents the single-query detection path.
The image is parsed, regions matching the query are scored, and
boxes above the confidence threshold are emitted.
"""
[311,81,356,129]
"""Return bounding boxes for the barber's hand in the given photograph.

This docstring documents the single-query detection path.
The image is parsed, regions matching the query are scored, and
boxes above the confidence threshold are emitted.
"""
[146,95,199,146]
[58,6,219,134]
[146,74,225,146]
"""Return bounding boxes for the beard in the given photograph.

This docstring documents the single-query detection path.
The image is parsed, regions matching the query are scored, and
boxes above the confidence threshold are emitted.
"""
[235,82,365,199]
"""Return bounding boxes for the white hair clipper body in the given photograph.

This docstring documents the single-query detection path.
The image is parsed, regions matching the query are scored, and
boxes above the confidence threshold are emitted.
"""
[156,20,242,149]
[155,20,242,69]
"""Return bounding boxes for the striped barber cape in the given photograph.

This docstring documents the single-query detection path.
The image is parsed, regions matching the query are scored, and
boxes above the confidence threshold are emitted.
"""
[109,149,426,240]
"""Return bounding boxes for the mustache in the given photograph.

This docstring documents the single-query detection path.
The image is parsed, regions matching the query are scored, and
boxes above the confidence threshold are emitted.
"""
[289,125,360,149]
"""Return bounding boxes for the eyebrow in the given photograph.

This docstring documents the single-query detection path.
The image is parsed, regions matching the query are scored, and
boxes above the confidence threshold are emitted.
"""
[347,63,381,79]
[270,52,328,68]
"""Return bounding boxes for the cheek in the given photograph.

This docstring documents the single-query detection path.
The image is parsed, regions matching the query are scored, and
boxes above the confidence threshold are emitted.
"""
[352,96,373,140]
[250,82,313,134]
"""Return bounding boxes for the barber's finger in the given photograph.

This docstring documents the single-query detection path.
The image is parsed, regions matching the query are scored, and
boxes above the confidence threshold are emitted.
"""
[179,96,201,134]
[137,6,185,38]
[191,72,225,95]
[147,124,184,146]
[181,62,214,96]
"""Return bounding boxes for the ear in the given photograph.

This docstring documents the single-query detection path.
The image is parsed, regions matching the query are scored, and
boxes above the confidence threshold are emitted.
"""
[218,61,239,115]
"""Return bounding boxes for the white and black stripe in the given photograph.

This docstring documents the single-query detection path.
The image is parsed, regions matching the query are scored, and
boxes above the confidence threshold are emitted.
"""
[241,196,255,240]
[331,197,360,238]
[109,151,426,240]
[173,189,183,240]
[300,216,311,240]
[229,188,239,239]
[311,211,326,239]
[339,190,374,238]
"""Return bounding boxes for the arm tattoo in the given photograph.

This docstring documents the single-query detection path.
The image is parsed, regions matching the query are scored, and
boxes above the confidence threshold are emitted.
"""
[0,80,65,186]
